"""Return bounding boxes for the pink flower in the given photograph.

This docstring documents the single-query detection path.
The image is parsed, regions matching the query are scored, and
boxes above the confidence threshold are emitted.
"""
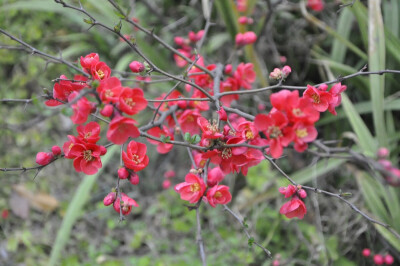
[206,185,232,207]
[129,173,140,185]
[198,117,223,139]
[100,104,114,117]
[68,92,95,125]
[243,31,257,44]
[106,116,140,145]
[279,196,307,219]
[129,61,144,73]
[36,152,54,165]
[174,173,206,204]
[122,140,149,172]
[112,192,139,215]
[281,65,291,78]
[162,179,171,189]
[234,63,256,89]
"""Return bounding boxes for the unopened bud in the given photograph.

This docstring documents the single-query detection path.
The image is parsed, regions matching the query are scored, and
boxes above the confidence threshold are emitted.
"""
[51,145,62,156]
[129,61,145,73]
[118,167,130,179]
[129,173,140,185]
[103,192,117,206]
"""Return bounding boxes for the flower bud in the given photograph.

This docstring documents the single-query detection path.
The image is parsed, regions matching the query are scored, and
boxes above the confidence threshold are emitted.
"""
[235,33,245,46]
[243,31,257,44]
[281,65,292,78]
[129,61,145,73]
[224,64,233,75]
[103,192,116,206]
[238,16,248,24]
[269,68,282,80]
[174,36,185,46]
[100,146,107,156]
[217,107,227,121]
[100,104,114,117]
[164,170,176,179]
[377,147,389,158]
[373,254,384,265]
[362,248,371,257]
[129,173,140,185]
[162,179,171,189]
[118,167,130,179]
[378,159,392,170]
[298,189,307,199]
[51,146,62,156]
[36,152,54,165]
[384,254,394,265]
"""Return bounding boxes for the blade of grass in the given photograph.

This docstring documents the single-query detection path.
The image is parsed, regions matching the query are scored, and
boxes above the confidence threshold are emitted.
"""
[49,145,118,266]
[330,8,353,63]
[368,0,387,148]
[341,93,376,155]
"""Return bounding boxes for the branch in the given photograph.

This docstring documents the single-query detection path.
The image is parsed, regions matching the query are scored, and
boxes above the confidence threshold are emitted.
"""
[0,28,88,76]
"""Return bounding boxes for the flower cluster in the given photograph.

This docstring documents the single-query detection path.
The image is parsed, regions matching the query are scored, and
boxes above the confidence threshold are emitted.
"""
[254,82,346,158]
[103,191,139,215]
[362,248,394,265]
[174,169,232,208]
[376,147,400,186]
[279,184,307,219]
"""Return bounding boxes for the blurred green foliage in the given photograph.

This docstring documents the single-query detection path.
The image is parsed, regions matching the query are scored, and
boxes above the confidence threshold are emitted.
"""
[1,0,400,265]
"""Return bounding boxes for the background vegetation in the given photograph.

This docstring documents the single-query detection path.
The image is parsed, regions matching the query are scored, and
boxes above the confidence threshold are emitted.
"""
[1,0,399,265]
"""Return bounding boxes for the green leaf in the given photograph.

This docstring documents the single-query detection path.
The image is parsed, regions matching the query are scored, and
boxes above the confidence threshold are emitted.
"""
[331,8,353,63]
[160,135,171,143]
[114,20,122,33]
[49,145,119,266]
[184,132,191,142]
[191,134,201,144]
[83,18,94,25]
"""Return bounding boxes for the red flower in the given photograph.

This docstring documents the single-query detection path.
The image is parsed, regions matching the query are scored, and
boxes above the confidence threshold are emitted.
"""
[206,185,232,207]
[68,92,95,125]
[97,77,122,104]
[80,53,100,73]
[174,173,206,204]
[327,83,347,115]
[362,248,371,257]
[45,75,82,107]
[118,87,147,115]
[279,196,307,219]
[77,121,101,144]
[112,192,139,215]
[103,191,117,206]
[254,111,294,158]
[91,61,111,80]
[373,254,384,265]
[293,122,318,152]
[303,85,332,112]
[68,142,104,175]
[122,140,149,171]
[220,77,239,106]
[207,167,225,187]
[234,63,256,89]
[107,116,140,145]
[279,184,297,198]
[198,117,223,140]
[147,126,174,154]
[178,109,201,135]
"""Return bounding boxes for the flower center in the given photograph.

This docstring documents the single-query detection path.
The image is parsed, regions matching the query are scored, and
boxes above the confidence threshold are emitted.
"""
[206,120,219,133]
[215,191,222,198]
[292,108,303,117]
[83,150,93,161]
[311,93,320,104]
[296,129,308,138]
[131,154,140,164]
[190,183,200,192]
[221,148,232,159]
[84,132,92,139]
[245,130,254,140]
[268,126,282,139]
[97,70,105,80]
[105,90,113,98]
[125,98,136,107]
